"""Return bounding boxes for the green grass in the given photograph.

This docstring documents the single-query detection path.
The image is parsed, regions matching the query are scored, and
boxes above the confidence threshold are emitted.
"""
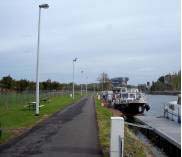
[95,99,147,157]
[124,127,146,157]
[95,99,112,157]
[0,93,82,143]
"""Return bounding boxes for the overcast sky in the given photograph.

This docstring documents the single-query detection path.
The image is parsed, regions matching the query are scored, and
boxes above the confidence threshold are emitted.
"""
[0,0,180,85]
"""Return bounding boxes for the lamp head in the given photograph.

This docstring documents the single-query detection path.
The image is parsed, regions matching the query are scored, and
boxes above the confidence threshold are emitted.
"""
[39,4,49,9]
[73,58,78,62]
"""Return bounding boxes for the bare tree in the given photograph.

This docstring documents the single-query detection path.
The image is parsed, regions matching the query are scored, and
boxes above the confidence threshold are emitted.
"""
[97,72,112,91]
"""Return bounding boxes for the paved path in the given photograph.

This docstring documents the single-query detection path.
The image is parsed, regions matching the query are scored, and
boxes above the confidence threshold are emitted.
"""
[0,97,102,157]
[135,115,181,149]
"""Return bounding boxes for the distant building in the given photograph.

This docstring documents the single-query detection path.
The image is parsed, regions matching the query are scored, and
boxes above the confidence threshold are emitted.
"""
[146,82,151,90]
[147,82,150,87]
[111,77,129,87]
[138,84,147,92]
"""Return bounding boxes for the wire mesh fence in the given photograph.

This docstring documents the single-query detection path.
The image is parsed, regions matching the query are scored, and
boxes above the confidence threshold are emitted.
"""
[0,90,73,107]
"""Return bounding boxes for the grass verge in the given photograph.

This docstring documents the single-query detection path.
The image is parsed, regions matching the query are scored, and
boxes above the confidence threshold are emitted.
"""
[95,99,149,157]
[0,94,82,144]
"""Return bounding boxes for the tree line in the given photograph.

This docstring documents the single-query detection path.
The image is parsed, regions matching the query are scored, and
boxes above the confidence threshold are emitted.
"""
[150,71,181,91]
[0,75,73,92]
[0,75,105,92]
[3,71,179,93]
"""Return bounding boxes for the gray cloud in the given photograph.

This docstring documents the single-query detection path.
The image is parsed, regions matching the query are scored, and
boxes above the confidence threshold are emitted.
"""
[0,0,180,85]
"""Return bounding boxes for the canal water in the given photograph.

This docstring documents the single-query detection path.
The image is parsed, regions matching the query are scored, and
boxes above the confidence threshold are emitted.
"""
[145,95,177,117]
[132,95,179,157]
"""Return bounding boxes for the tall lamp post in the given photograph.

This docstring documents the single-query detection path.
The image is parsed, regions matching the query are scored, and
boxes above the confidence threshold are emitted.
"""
[81,70,84,96]
[72,58,78,99]
[86,76,88,95]
[35,4,49,116]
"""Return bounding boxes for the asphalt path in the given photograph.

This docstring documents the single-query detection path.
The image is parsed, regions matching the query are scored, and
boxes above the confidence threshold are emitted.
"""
[0,97,102,157]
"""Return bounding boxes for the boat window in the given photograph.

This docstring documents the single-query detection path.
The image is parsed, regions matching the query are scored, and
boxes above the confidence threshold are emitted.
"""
[169,104,175,110]
[129,94,136,98]
[122,93,128,98]
[136,94,140,98]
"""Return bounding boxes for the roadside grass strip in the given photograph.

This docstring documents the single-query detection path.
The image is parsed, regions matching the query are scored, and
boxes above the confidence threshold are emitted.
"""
[95,99,148,157]
[0,94,82,143]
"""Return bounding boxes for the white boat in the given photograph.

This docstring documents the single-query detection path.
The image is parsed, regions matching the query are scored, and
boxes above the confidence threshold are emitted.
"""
[164,94,181,123]
[112,87,150,116]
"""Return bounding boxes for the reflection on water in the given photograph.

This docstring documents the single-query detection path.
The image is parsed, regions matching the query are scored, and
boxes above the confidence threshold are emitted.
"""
[145,95,177,116]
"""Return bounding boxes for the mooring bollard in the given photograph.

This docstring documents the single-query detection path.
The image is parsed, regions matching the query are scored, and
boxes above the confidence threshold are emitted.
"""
[110,117,124,157]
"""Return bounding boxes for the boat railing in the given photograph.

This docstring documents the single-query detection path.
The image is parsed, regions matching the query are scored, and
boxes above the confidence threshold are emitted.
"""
[164,103,181,123]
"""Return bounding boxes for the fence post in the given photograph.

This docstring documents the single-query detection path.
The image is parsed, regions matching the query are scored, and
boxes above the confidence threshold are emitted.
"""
[110,117,124,157]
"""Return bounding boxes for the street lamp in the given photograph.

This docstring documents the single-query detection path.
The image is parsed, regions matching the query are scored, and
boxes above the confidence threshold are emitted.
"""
[81,70,84,96]
[72,58,78,99]
[35,4,49,116]
[86,76,88,95]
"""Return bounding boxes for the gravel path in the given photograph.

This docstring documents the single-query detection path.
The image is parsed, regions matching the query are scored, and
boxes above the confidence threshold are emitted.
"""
[0,97,102,157]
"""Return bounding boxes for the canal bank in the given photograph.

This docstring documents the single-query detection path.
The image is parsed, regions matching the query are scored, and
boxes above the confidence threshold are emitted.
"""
[148,91,180,96]
[135,115,180,149]
[132,94,181,157]
[125,117,167,157]
[134,116,181,157]
[97,94,181,156]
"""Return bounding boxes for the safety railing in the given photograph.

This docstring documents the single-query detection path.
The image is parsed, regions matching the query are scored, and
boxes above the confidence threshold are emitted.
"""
[163,103,181,123]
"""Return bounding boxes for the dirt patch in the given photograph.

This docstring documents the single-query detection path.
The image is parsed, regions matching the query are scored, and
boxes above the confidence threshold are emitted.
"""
[10,128,28,137]
[108,107,123,117]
